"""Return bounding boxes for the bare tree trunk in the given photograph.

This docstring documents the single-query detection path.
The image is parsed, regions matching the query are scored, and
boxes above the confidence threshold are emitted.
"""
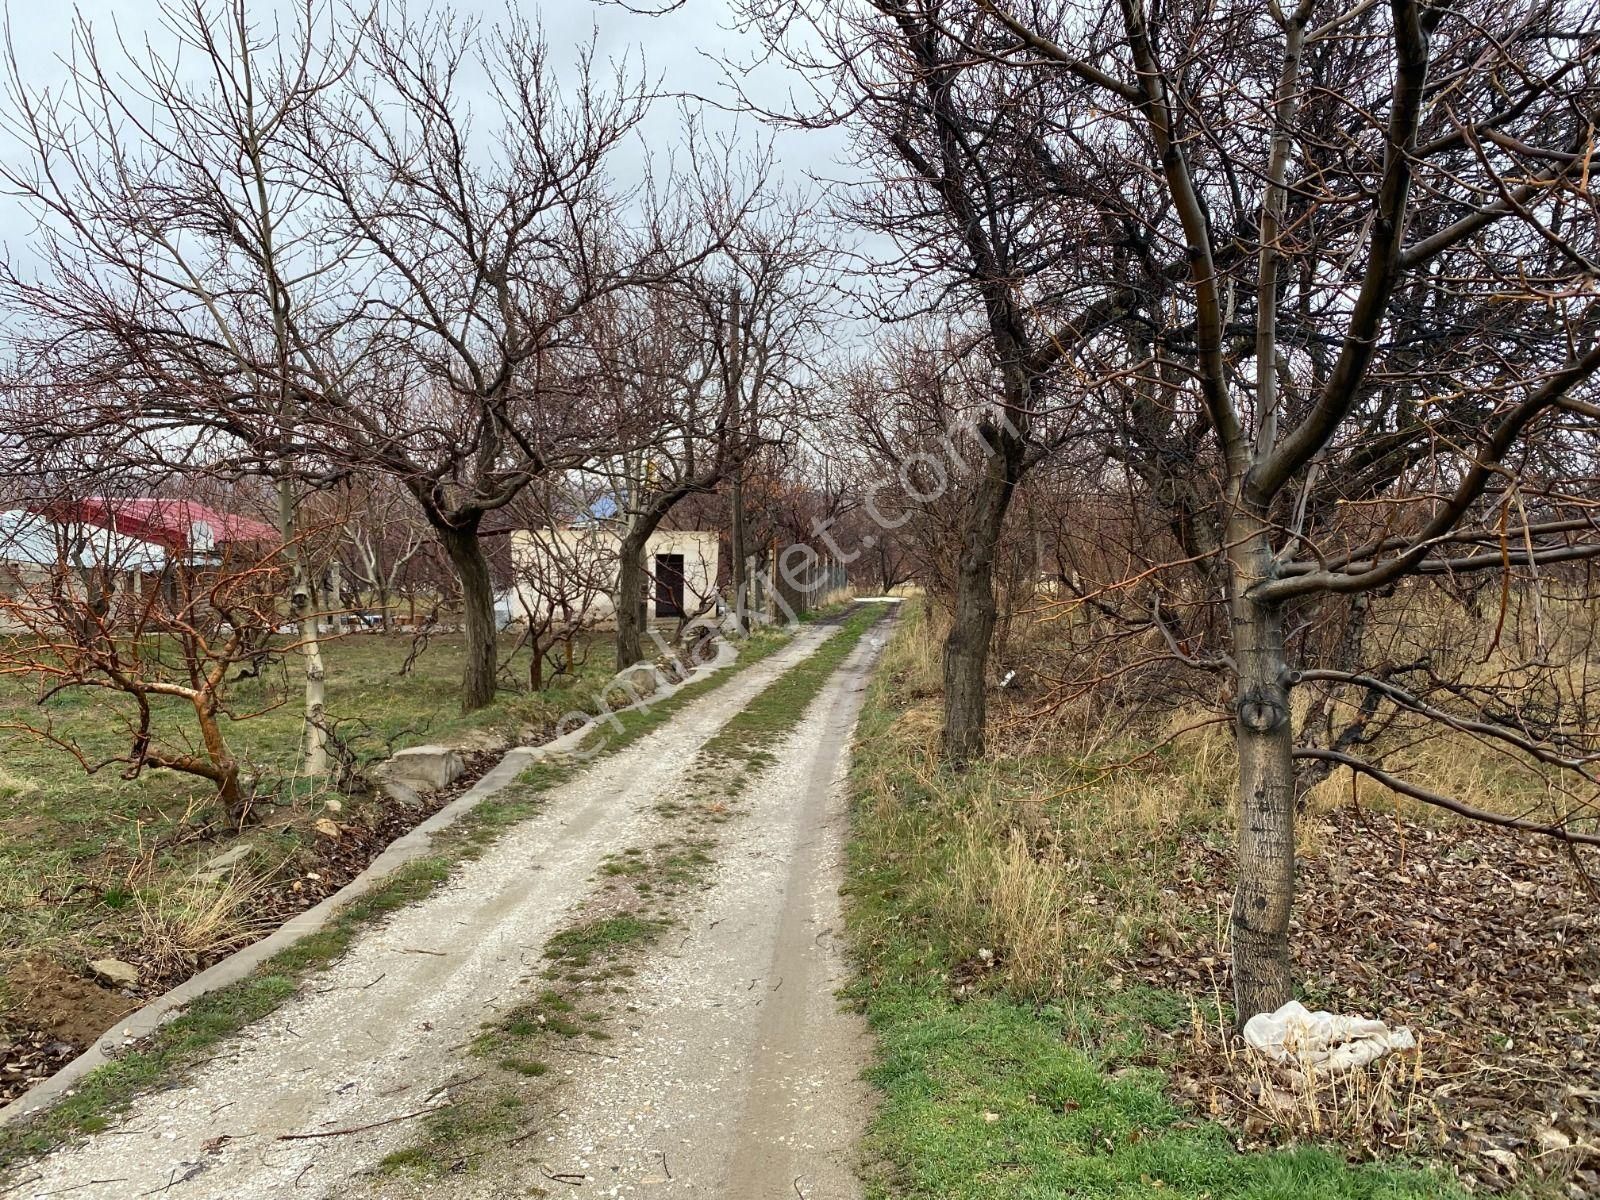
[279,477,328,776]
[438,523,498,713]
[1228,516,1296,1021]
[194,696,244,819]
[942,459,1014,765]
[764,542,779,622]
[731,477,747,631]
[616,526,651,670]
[529,634,546,691]
[328,557,344,633]
[727,286,748,633]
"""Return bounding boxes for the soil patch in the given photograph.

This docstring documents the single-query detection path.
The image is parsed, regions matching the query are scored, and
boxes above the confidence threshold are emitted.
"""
[4,958,135,1046]
[0,816,48,841]
[1127,806,1600,1195]
[2,959,137,1102]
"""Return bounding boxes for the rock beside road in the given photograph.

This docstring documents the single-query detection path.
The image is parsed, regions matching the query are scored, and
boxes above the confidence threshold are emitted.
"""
[194,844,253,882]
[85,959,138,989]
[377,745,465,792]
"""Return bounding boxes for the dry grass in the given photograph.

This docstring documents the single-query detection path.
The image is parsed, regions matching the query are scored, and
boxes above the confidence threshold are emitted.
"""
[814,584,858,610]
[0,767,40,803]
[860,601,1225,1002]
[951,824,1077,997]
[132,870,276,978]
[1018,577,1600,841]
[873,592,1590,1017]
[1307,587,1600,832]
[879,597,946,698]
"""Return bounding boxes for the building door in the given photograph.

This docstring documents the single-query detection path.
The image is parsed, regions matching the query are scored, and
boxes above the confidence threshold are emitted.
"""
[654,553,685,618]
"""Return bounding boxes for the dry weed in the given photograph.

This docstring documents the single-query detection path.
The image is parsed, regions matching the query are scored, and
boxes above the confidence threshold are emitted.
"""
[815,585,858,610]
[952,822,1076,997]
[134,870,273,977]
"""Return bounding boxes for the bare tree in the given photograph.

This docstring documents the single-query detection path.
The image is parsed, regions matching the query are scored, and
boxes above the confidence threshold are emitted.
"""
[729,0,1133,762]
[586,198,823,669]
[0,0,357,769]
[588,284,752,669]
[965,0,1600,1018]
[715,205,832,631]
[331,475,434,629]
[840,328,997,608]
[0,509,306,825]
[0,2,737,715]
[287,10,700,710]
[505,482,613,690]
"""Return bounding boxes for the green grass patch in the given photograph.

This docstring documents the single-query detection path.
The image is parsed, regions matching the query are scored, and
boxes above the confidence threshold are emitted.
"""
[855,988,1448,1199]
[702,603,886,764]
[499,1056,549,1077]
[375,1089,527,1175]
[544,916,663,968]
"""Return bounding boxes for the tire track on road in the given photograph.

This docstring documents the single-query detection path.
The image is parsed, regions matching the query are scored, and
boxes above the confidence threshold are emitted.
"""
[457,613,891,1200]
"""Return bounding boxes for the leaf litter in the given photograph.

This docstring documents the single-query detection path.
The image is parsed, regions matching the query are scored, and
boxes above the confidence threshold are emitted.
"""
[1126,806,1599,1195]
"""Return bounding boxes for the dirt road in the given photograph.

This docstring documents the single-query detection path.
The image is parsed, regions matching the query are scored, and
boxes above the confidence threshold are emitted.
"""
[7,616,887,1200]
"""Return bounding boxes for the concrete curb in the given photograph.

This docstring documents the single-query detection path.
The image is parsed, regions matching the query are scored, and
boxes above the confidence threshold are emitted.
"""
[0,634,753,1127]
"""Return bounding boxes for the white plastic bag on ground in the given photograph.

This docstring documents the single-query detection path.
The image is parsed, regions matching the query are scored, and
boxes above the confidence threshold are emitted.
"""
[1242,1000,1416,1076]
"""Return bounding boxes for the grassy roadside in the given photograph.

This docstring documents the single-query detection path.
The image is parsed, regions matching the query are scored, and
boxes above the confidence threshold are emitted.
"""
[842,601,1458,1200]
[0,614,833,1176]
[376,601,890,1178]
[0,632,633,1035]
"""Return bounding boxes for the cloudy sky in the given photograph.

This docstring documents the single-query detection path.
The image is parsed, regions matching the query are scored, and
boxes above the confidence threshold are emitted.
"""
[0,0,853,258]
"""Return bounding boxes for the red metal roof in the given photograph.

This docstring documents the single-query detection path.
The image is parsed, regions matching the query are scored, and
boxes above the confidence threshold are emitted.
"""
[43,498,279,553]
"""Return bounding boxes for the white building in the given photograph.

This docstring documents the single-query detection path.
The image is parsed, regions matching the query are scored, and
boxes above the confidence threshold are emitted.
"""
[510,525,719,628]
[510,524,719,628]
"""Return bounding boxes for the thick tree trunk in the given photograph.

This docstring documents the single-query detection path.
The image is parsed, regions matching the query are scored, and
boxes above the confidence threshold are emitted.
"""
[615,526,651,670]
[730,476,747,633]
[438,523,498,713]
[1228,518,1297,1021]
[941,452,1017,765]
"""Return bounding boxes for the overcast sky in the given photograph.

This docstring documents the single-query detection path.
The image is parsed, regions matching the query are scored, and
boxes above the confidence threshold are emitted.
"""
[0,0,853,260]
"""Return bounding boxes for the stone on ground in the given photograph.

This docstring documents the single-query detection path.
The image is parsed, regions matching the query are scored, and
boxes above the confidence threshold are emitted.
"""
[87,959,139,989]
[378,746,464,792]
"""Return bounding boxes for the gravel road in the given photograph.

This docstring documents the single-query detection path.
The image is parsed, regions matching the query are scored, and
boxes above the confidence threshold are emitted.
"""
[7,617,884,1200]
